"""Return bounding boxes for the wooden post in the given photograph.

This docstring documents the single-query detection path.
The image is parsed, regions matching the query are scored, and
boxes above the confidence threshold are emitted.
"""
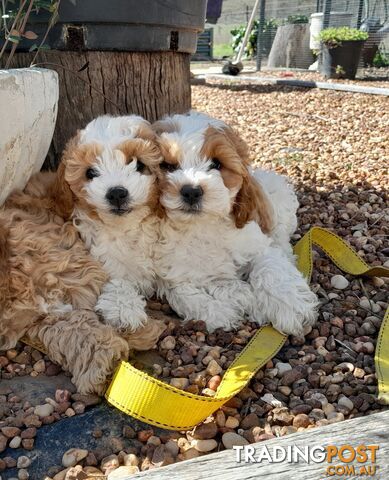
[10,51,191,168]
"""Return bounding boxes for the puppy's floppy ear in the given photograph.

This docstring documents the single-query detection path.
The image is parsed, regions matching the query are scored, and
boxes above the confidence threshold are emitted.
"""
[223,127,250,163]
[233,173,273,233]
[225,127,273,233]
[49,135,78,220]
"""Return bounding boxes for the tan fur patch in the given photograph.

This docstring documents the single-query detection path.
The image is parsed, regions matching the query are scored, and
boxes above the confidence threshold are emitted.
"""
[0,182,108,351]
[137,123,158,141]
[118,138,162,169]
[202,126,273,233]
[156,136,182,168]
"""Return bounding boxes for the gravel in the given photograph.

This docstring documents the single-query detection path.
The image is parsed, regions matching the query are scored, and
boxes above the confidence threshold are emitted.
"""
[1,82,388,478]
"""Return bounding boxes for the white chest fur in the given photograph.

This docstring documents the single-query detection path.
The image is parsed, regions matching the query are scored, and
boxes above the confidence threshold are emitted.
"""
[155,216,272,287]
[73,208,158,296]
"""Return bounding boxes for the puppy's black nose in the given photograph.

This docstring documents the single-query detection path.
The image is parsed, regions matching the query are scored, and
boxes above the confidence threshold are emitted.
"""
[106,186,129,207]
[180,184,203,206]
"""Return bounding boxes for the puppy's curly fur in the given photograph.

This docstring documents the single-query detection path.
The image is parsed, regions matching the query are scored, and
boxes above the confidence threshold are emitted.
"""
[0,114,174,393]
[0,174,131,393]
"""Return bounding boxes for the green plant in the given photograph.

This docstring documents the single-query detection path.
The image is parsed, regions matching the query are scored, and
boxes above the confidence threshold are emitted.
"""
[373,49,389,67]
[335,64,346,75]
[0,0,60,68]
[283,14,309,25]
[318,27,368,48]
[230,18,279,59]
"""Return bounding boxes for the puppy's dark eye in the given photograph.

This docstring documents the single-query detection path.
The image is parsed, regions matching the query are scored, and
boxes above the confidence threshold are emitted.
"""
[86,167,99,180]
[209,158,222,170]
[136,159,145,173]
[160,161,177,173]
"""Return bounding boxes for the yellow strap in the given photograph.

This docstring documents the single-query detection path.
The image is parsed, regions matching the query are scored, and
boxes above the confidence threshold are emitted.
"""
[376,308,389,403]
[106,226,389,429]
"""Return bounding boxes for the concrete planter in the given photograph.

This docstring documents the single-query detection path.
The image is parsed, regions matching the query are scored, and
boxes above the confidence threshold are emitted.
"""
[0,68,58,205]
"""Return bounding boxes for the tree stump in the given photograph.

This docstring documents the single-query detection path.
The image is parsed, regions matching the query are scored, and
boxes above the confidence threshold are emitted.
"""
[10,51,191,168]
[268,24,313,69]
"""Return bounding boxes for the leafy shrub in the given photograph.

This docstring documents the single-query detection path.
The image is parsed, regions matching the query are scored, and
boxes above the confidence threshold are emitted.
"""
[373,49,389,67]
[283,15,309,25]
[0,0,59,67]
[230,18,279,59]
[318,27,368,47]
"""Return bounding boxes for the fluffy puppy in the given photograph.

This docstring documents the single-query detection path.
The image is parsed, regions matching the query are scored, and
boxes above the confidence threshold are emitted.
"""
[153,111,318,335]
[54,115,163,332]
[0,176,129,394]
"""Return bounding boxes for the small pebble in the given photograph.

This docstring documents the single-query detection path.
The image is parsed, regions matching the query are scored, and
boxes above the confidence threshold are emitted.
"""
[18,469,29,480]
[62,448,88,468]
[276,362,292,376]
[225,416,240,429]
[192,439,217,452]
[17,456,31,469]
[331,275,349,290]
[338,396,354,411]
[160,336,176,350]
[170,378,189,389]
[9,436,22,449]
[34,404,54,418]
[222,432,249,449]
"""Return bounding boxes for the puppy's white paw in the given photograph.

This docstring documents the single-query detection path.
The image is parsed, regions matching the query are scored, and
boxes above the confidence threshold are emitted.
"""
[249,247,319,336]
[201,301,244,332]
[208,280,254,315]
[95,279,148,332]
[250,279,318,336]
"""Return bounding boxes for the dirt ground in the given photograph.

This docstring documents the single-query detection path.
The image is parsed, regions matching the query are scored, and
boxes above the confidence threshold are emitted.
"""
[0,82,388,480]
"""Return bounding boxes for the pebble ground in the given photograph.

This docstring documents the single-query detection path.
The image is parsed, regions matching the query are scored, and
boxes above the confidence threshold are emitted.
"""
[0,82,388,479]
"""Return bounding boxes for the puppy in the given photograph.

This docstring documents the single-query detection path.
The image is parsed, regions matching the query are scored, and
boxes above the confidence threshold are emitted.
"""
[54,115,163,332]
[0,175,129,394]
[153,111,318,335]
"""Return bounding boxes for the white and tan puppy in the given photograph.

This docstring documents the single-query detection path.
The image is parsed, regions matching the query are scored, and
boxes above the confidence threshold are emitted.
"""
[55,115,162,332]
[153,111,318,335]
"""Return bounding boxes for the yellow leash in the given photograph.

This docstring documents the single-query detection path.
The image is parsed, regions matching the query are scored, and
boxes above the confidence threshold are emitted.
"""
[106,227,389,429]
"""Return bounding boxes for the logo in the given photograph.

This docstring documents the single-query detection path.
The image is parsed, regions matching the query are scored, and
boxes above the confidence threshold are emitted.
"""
[233,444,379,476]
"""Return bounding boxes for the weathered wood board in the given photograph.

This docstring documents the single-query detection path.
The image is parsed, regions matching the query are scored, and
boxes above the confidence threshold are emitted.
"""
[127,410,389,479]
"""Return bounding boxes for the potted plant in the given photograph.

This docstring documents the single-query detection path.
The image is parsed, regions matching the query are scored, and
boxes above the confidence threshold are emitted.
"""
[318,27,369,79]
[0,1,59,204]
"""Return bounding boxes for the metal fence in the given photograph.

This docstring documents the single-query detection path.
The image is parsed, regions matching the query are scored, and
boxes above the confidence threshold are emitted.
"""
[212,0,389,80]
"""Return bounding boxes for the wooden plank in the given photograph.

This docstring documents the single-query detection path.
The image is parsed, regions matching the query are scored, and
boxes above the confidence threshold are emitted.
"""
[203,74,389,96]
[124,410,389,479]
